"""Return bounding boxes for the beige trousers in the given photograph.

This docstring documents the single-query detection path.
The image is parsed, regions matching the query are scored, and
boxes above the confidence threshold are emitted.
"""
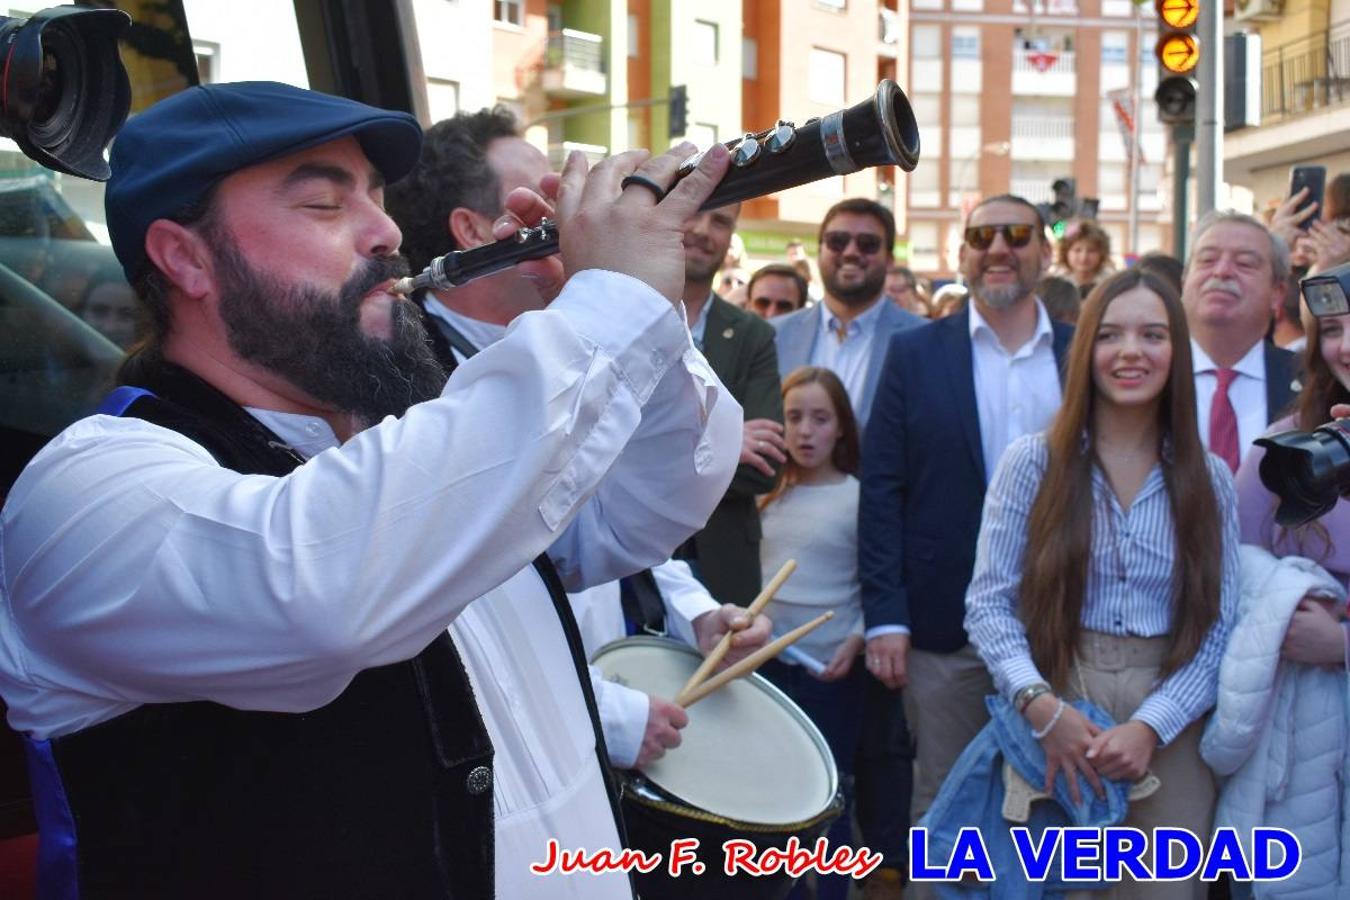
[903,644,995,900]
[1063,631,1216,900]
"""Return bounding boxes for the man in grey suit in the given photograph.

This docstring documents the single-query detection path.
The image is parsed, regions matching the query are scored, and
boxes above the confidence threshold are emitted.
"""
[771,198,924,427]
[771,198,923,898]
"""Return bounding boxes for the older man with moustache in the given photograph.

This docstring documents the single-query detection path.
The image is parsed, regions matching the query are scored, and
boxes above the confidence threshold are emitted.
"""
[1181,211,1300,472]
[860,196,1073,858]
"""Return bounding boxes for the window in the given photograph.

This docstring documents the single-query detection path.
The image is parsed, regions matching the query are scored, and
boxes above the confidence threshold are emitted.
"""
[951,27,980,59]
[913,25,942,58]
[808,47,846,105]
[743,37,758,79]
[426,79,460,124]
[194,41,218,84]
[494,0,523,27]
[817,0,847,8]
[1101,32,1129,64]
[694,20,719,67]
[951,94,980,127]
[628,15,639,59]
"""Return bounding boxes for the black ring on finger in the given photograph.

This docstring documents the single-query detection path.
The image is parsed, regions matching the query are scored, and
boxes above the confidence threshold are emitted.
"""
[621,174,668,202]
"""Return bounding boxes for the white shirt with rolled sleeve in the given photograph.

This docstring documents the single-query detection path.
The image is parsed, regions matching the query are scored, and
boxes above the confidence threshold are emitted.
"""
[0,270,742,900]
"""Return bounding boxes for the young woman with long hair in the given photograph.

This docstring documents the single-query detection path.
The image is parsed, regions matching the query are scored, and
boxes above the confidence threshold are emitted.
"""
[965,269,1239,898]
[757,366,865,900]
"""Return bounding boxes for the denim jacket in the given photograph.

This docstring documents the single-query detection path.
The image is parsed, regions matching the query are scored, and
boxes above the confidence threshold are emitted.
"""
[917,696,1133,898]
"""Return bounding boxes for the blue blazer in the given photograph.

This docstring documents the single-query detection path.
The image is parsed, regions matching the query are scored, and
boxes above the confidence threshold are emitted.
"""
[770,299,925,426]
[858,309,1073,653]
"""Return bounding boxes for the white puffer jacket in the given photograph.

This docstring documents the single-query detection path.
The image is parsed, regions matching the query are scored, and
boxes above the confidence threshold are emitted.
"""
[1201,545,1350,899]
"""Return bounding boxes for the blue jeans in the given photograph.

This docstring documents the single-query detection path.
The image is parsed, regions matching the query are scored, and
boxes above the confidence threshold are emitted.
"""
[760,656,867,900]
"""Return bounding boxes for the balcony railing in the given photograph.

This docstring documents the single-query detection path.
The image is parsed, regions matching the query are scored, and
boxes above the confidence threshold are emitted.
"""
[1261,24,1350,119]
[1010,117,1075,140]
[1012,49,1076,76]
[542,29,607,98]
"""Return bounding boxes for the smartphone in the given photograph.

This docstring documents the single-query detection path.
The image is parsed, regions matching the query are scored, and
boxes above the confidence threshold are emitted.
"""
[1290,165,1326,229]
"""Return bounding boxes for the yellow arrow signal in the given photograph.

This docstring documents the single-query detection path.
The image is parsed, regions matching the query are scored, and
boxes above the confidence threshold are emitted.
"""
[1155,0,1199,29]
[1156,32,1200,74]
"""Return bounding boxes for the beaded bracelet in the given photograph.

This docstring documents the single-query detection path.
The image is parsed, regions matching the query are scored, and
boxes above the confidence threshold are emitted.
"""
[1031,698,1066,740]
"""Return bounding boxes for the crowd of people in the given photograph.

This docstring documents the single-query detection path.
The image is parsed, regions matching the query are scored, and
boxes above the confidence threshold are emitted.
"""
[1,82,1349,900]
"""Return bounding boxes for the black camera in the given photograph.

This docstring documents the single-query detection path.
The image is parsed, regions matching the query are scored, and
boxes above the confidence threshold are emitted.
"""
[1256,261,1350,526]
[0,6,131,181]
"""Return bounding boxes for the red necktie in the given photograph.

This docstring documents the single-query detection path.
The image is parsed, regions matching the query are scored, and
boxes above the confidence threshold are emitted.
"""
[1209,368,1240,473]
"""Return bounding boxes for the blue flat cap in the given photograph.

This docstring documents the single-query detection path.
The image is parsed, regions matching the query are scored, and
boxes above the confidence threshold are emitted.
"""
[106,81,422,280]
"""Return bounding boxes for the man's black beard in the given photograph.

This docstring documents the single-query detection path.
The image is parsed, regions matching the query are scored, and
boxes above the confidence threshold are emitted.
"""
[823,265,886,308]
[213,238,447,427]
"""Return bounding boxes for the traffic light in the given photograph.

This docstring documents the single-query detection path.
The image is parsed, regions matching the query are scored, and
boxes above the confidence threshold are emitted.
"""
[1154,0,1199,125]
[1050,178,1077,224]
[669,84,687,138]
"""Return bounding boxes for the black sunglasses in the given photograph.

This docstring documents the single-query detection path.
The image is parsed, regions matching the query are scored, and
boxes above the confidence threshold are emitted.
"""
[822,231,884,255]
[752,296,798,315]
[964,224,1037,251]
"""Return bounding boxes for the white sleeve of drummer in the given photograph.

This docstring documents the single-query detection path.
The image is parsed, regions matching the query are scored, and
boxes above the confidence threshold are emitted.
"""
[0,270,709,739]
[589,665,649,769]
[650,558,720,649]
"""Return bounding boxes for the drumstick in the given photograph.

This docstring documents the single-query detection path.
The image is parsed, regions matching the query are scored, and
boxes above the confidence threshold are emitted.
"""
[679,610,834,709]
[674,559,796,706]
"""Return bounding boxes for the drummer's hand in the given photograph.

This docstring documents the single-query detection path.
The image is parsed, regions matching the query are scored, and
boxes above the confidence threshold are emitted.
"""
[635,695,689,768]
[553,142,731,305]
[818,634,865,682]
[692,604,774,668]
[865,632,909,690]
[1332,404,1350,420]
[495,177,566,302]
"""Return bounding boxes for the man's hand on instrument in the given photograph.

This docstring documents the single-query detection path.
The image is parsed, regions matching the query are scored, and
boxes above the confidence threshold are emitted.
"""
[552,142,732,305]
[818,634,865,682]
[740,418,787,477]
[692,603,774,668]
[865,632,909,690]
[494,173,567,301]
[634,695,689,768]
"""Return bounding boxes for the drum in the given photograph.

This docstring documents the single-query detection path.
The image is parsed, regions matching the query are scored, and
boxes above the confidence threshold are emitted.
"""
[591,636,844,900]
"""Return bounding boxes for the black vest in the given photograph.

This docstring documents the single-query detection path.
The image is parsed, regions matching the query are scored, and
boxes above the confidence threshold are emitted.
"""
[45,365,495,899]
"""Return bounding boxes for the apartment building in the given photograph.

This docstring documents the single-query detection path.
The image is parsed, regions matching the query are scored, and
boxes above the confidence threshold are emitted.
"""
[1224,0,1350,207]
[904,0,1171,275]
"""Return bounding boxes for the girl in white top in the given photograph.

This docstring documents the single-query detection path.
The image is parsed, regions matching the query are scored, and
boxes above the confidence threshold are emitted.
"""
[757,365,865,900]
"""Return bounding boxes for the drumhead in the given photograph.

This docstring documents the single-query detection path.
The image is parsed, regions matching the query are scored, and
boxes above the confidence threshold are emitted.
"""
[592,636,838,827]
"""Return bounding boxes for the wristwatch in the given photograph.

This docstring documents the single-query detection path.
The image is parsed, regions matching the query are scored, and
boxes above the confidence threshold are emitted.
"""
[1014,682,1052,714]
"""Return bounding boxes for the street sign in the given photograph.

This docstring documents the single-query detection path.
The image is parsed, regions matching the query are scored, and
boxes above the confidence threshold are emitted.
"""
[1156,32,1200,74]
[1155,0,1199,29]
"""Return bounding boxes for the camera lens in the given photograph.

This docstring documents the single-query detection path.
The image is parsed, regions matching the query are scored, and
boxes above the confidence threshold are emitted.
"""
[0,7,130,182]
[1256,420,1350,527]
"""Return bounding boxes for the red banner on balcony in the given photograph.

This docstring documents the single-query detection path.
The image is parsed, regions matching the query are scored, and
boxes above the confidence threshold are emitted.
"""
[1026,50,1059,72]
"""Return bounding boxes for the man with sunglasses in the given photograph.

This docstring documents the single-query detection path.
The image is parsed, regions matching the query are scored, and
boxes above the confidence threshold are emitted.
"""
[746,262,808,320]
[772,198,924,428]
[771,198,924,899]
[859,196,1074,870]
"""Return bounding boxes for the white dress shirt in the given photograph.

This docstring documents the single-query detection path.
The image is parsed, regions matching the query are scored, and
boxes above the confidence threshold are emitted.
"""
[969,299,1063,484]
[425,292,726,772]
[1191,338,1268,467]
[0,270,742,899]
[811,297,886,421]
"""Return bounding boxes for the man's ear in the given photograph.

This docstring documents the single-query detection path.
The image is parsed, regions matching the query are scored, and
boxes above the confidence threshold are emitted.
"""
[144,219,214,299]
[448,207,492,250]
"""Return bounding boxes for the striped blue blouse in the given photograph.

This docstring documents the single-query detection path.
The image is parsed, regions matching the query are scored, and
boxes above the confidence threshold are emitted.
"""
[964,432,1239,746]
